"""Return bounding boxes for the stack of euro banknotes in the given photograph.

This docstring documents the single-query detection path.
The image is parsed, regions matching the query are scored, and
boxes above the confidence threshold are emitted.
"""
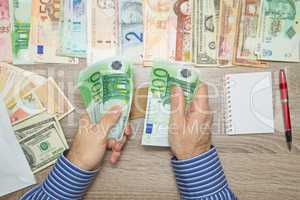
[0,63,74,173]
[0,0,299,66]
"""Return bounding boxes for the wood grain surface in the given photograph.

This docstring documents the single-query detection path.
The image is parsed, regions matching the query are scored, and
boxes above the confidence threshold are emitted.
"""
[1,61,300,200]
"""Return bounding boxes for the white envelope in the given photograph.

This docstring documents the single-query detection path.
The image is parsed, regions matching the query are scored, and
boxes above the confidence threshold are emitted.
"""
[0,95,36,197]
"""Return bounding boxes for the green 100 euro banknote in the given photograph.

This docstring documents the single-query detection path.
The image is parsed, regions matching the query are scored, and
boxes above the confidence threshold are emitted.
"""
[78,59,134,141]
[142,62,200,147]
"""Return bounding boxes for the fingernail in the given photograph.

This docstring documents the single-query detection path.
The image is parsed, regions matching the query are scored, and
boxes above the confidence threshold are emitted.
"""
[110,105,122,114]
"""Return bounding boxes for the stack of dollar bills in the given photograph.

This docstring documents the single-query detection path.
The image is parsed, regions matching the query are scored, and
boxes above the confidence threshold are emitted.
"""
[78,59,134,141]
[142,61,200,147]
[12,112,68,174]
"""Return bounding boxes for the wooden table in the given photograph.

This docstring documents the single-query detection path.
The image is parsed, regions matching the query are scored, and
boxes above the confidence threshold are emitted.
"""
[2,61,300,200]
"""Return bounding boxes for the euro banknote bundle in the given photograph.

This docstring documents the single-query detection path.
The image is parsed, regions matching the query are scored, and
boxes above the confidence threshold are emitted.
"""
[142,62,200,146]
[78,59,134,141]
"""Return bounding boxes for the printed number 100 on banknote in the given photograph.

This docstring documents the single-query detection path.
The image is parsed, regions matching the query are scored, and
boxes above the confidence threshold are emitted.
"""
[142,62,199,147]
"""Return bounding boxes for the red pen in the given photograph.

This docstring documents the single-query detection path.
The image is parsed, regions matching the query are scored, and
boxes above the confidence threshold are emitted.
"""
[279,69,292,151]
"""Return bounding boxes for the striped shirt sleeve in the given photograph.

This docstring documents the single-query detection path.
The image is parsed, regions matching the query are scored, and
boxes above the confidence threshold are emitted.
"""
[171,147,237,200]
[19,153,98,200]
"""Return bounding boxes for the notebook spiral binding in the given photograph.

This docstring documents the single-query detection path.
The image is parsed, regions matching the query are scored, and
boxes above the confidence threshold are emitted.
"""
[224,75,233,133]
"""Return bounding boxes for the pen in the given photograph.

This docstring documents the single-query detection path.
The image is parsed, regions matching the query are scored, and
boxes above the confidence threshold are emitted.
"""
[279,69,292,151]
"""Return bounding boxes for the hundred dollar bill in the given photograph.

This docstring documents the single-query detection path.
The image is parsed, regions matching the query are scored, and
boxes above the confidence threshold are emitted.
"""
[119,0,143,62]
[19,123,68,173]
[9,0,34,64]
[143,0,178,64]
[78,59,133,141]
[87,0,119,65]
[218,0,239,65]
[0,0,12,62]
[192,0,220,66]
[29,0,78,64]
[256,0,300,62]
[13,112,68,148]
[142,61,200,147]
[233,0,266,67]
[58,0,86,58]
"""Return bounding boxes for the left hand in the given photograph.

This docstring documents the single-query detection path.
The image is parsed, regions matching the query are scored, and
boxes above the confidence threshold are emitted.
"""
[66,106,132,171]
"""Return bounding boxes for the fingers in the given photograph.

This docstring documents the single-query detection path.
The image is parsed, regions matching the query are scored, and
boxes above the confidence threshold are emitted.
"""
[188,84,209,118]
[124,124,132,138]
[109,135,128,164]
[170,86,185,124]
[99,105,122,136]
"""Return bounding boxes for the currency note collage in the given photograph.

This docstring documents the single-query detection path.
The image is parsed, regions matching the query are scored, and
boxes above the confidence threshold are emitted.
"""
[0,62,74,173]
[1,0,299,66]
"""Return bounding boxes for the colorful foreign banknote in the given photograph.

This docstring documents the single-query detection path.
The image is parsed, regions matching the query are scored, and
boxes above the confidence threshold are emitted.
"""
[9,0,34,64]
[30,0,78,64]
[142,61,200,146]
[78,59,133,141]
[174,0,193,62]
[119,0,143,62]
[58,0,87,58]
[143,0,178,64]
[192,0,220,66]
[256,0,300,62]
[218,0,239,65]
[232,0,266,67]
[0,0,12,62]
[7,92,45,124]
[87,0,119,65]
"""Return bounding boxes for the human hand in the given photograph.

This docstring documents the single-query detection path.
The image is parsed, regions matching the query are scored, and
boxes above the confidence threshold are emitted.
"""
[66,106,132,171]
[169,84,212,160]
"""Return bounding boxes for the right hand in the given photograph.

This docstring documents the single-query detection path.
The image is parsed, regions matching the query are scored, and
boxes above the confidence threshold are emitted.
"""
[169,84,213,160]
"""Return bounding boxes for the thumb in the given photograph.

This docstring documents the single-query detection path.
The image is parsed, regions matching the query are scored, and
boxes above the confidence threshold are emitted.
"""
[99,105,122,135]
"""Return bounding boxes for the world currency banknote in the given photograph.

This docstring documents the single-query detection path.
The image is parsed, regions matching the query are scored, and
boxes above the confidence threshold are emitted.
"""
[256,0,300,62]
[19,122,68,173]
[32,77,75,120]
[78,59,133,141]
[142,61,200,147]
[119,0,143,62]
[192,0,220,66]
[87,0,119,65]
[0,62,46,104]
[30,0,78,64]
[58,0,87,58]
[174,0,193,62]
[9,0,34,64]
[0,0,12,62]
[233,0,266,67]
[7,92,45,124]
[143,0,178,63]
[218,0,239,65]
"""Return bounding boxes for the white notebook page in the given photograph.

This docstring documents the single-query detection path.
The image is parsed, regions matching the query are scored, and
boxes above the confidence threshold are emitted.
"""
[225,72,274,135]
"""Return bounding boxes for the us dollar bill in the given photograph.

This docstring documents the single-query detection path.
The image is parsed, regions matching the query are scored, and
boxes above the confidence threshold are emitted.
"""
[119,0,143,62]
[256,0,300,62]
[142,61,200,147]
[13,112,68,148]
[9,0,34,64]
[78,59,134,141]
[19,123,68,173]
[58,0,87,58]
[192,0,220,66]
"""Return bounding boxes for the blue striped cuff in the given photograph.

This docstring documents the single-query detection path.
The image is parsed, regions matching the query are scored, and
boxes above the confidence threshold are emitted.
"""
[171,147,228,199]
[42,154,98,200]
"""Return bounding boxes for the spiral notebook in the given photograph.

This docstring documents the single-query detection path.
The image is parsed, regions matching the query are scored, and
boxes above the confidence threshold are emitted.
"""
[224,72,274,135]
